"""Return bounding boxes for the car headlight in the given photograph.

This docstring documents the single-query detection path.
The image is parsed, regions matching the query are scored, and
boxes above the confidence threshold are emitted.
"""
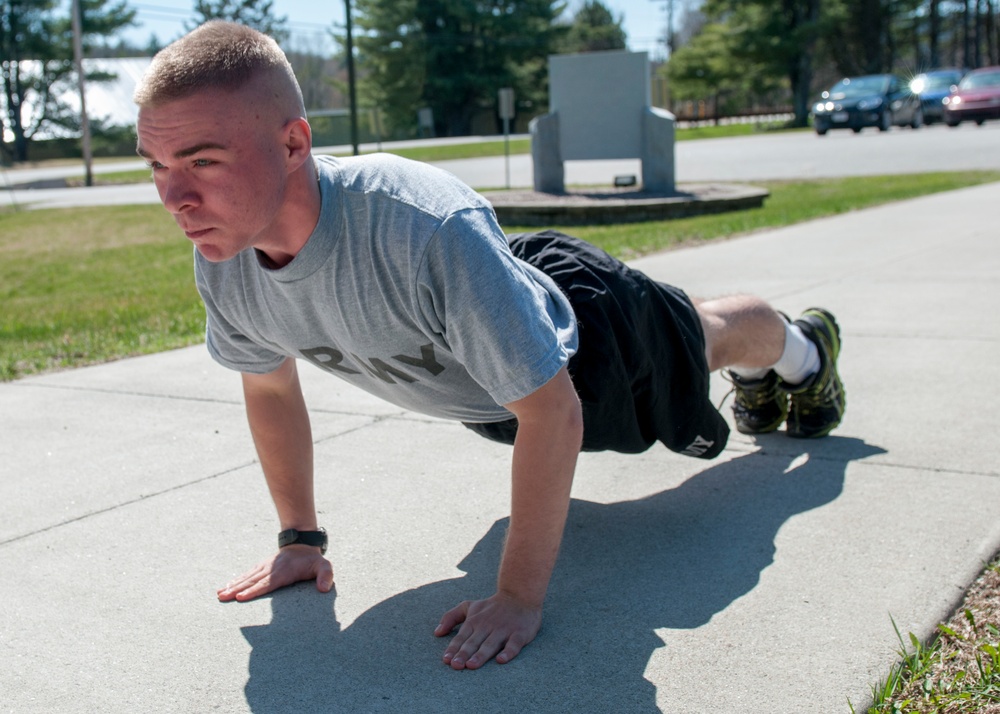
[857,97,883,110]
[944,96,961,106]
[814,102,827,113]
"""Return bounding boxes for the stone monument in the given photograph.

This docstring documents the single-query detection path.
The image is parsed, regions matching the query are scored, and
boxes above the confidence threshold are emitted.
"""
[530,50,675,194]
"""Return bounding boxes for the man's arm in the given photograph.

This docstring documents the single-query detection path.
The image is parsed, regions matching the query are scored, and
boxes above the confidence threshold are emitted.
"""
[216,357,334,602]
[435,366,583,669]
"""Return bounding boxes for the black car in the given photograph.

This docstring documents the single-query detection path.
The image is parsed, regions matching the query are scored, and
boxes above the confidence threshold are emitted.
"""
[910,69,965,124]
[812,74,923,135]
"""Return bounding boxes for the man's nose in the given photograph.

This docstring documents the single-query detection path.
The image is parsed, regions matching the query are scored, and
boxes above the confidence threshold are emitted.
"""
[160,172,199,214]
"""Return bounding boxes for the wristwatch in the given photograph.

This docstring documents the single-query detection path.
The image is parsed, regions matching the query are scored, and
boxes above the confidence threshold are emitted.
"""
[278,527,328,554]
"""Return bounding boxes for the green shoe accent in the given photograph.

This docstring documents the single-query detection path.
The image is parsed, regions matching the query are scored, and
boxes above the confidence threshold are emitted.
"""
[782,308,846,438]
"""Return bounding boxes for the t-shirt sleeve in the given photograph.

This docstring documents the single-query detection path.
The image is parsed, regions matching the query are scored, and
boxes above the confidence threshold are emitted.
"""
[414,208,578,406]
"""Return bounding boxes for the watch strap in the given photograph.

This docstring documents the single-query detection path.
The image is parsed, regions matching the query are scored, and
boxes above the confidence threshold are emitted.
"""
[278,527,328,554]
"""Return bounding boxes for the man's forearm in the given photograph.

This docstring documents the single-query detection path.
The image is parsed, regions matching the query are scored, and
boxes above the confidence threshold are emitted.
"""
[242,359,318,530]
[216,359,332,604]
[497,369,583,607]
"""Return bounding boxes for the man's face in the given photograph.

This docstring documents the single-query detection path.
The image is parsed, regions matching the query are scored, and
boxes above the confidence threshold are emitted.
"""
[136,86,291,263]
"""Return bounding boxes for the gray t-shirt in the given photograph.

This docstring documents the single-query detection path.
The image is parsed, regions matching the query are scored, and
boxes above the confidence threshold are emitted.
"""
[194,153,578,422]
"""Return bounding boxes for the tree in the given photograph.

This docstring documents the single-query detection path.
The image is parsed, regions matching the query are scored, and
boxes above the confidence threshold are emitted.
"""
[352,0,566,138]
[144,33,163,56]
[702,0,831,127]
[2,0,55,161]
[558,0,626,53]
[666,22,753,121]
[187,0,289,43]
[820,0,923,76]
[1,0,135,162]
[673,2,708,49]
[286,36,343,113]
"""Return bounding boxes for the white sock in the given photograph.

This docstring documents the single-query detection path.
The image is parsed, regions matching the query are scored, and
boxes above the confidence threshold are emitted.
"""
[772,322,819,385]
[730,322,819,385]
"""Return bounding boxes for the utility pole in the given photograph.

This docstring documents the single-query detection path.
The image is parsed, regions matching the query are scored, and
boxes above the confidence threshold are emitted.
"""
[344,0,360,156]
[72,0,93,186]
[650,0,675,59]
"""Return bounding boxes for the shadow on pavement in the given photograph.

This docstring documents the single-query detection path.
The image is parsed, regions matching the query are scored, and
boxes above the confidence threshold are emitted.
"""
[240,436,884,712]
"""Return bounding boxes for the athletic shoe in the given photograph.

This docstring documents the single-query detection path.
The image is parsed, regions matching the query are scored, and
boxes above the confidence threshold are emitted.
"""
[728,369,788,434]
[781,308,846,438]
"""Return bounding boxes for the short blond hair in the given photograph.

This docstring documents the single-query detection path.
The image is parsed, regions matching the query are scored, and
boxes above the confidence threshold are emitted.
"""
[134,20,304,113]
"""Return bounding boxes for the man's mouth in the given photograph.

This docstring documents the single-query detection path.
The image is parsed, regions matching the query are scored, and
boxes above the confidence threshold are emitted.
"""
[183,227,213,240]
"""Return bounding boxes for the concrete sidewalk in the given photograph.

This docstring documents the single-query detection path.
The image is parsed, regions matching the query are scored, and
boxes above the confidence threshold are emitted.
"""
[3,182,999,712]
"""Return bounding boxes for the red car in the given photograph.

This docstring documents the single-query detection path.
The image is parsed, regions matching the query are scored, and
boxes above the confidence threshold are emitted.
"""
[943,66,1000,126]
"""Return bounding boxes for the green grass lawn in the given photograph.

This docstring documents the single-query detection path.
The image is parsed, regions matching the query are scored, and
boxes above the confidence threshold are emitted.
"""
[3,169,1000,381]
[0,204,203,379]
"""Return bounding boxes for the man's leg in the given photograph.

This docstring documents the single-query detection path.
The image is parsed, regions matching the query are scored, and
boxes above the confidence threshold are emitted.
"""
[694,295,846,439]
[694,295,786,373]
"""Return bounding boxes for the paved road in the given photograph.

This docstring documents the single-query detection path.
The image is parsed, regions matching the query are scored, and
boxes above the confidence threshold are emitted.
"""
[2,122,998,209]
[441,121,1000,188]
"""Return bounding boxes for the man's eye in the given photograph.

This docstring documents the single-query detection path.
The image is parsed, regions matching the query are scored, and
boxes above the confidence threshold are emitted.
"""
[194,158,214,167]
[147,161,165,171]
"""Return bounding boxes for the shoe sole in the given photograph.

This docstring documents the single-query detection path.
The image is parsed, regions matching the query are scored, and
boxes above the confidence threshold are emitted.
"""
[736,419,785,435]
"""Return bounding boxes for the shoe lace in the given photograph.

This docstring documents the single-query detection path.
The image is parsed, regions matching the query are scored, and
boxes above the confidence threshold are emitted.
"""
[718,371,779,412]
[717,371,736,411]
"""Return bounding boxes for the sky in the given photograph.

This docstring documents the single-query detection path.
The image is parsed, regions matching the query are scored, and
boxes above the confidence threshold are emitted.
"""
[113,0,681,59]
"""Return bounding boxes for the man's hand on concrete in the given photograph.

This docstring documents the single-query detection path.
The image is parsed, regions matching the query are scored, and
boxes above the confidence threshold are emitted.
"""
[434,592,543,669]
[217,545,334,602]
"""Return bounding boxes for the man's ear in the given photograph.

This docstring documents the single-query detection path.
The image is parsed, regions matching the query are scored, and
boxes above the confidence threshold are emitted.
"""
[283,117,313,170]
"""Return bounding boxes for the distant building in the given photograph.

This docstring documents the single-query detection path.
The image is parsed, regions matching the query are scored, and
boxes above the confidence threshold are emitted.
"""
[1,57,151,142]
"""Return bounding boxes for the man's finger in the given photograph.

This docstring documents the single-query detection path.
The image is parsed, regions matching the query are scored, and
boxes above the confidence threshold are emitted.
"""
[217,577,258,601]
[434,602,469,637]
[463,631,510,670]
[219,568,258,592]
[218,563,267,598]
[316,562,335,592]
[233,576,272,602]
[447,627,488,670]
[495,632,528,665]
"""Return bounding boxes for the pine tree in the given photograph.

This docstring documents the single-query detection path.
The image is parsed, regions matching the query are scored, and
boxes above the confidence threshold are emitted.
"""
[187,0,289,43]
[352,0,565,137]
[1,0,135,161]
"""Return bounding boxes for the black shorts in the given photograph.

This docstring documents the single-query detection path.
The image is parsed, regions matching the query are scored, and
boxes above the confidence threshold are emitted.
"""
[463,230,729,459]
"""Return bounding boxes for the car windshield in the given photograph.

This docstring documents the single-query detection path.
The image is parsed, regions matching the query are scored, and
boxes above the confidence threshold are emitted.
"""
[828,76,889,99]
[960,70,1000,89]
[912,73,962,92]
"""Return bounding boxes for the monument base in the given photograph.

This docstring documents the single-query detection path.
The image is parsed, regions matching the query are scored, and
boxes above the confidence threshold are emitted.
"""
[484,183,769,227]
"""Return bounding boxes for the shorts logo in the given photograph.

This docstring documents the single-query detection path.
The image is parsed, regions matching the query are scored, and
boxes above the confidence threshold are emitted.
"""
[680,435,715,457]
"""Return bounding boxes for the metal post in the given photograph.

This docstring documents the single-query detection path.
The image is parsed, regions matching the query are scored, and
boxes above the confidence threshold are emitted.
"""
[498,87,514,190]
[72,0,93,187]
[649,0,675,59]
[345,0,360,156]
